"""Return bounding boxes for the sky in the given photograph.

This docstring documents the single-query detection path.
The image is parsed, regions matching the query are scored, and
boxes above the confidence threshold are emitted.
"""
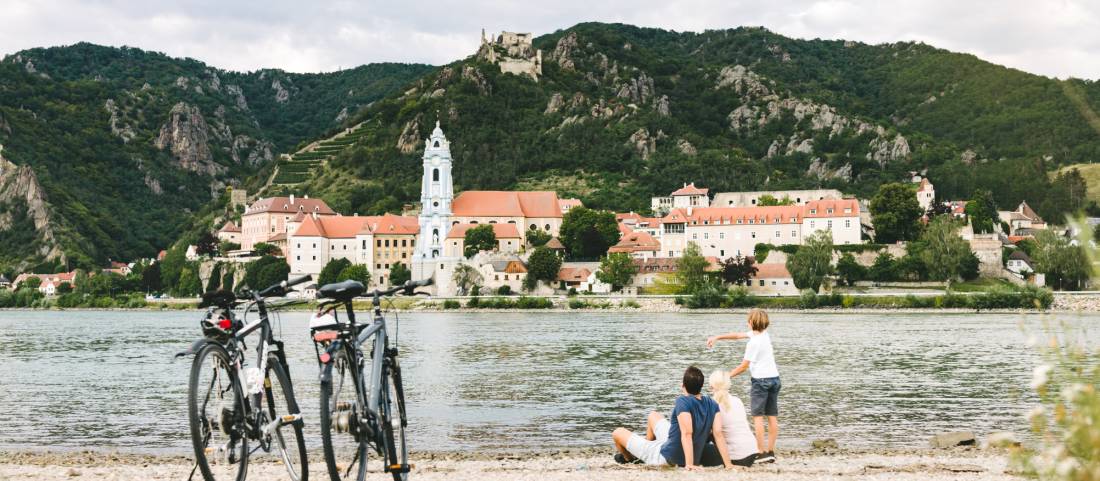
[3,0,1099,79]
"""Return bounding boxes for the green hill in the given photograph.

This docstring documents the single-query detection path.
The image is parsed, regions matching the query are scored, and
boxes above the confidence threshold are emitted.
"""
[275,23,1100,221]
[0,43,432,272]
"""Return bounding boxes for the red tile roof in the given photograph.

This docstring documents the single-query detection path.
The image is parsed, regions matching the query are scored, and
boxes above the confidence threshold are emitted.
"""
[293,214,419,238]
[753,263,791,279]
[365,214,419,235]
[452,191,562,218]
[557,267,592,282]
[671,183,708,196]
[608,231,660,253]
[247,196,335,215]
[558,198,583,210]
[544,237,566,249]
[446,223,521,239]
[802,199,861,218]
[219,221,241,233]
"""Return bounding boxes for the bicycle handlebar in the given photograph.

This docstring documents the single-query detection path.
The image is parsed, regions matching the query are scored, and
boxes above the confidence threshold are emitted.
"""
[257,274,312,298]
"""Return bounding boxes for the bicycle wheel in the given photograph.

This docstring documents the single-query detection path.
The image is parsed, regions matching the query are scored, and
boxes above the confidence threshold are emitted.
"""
[189,343,249,481]
[382,362,408,481]
[320,349,368,481]
[264,359,308,481]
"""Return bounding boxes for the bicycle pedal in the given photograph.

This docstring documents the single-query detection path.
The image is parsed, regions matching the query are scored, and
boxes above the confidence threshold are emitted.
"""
[281,414,301,423]
[385,463,412,473]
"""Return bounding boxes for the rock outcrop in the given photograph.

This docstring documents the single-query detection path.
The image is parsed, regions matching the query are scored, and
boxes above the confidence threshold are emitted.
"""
[0,149,64,264]
[545,93,564,114]
[272,79,291,103]
[396,114,423,154]
[104,99,135,143]
[154,102,222,175]
[549,32,579,70]
[627,128,665,160]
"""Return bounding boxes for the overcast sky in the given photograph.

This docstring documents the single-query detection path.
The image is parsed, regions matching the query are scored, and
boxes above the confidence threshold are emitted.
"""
[3,0,1098,79]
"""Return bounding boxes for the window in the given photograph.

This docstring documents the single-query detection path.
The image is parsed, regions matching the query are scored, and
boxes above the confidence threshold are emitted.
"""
[362,240,366,249]
[402,253,407,259]
[495,275,499,281]
[376,240,382,247]
[827,208,833,215]
[827,220,833,229]
[692,233,697,240]
[343,245,347,250]
[771,281,776,285]
[504,275,509,281]
[759,280,764,286]
[312,256,316,260]
[810,221,815,229]
[845,219,851,228]
[791,230,797,237]
[433,141,440,148]
[719,233,724,239]
[380,276,384,283]
[545,224,551,230]
[810,209,817,215]
[530,224,537,230]
[377,264,381,269]
[296,243,300,249]
[402,240,407,247]
[751,232,756,239]
[704,233,709,240]
[385,240,390,247]
[489,220,497,224]
[313,243,317,248]
[296,256,300,261]
[775,230,780,238]
[669,250,674,256]
[720,250,725,257]
[432,168,439,181]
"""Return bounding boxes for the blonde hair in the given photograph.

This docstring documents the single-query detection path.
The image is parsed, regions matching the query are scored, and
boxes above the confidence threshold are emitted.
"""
[709,369,733,412]
[748,308,770,332]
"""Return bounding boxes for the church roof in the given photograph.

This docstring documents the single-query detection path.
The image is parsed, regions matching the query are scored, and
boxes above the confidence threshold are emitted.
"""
[246,196,334,215]
[671,183,708,196]
[446,223,521,239]
[452,191,562,218]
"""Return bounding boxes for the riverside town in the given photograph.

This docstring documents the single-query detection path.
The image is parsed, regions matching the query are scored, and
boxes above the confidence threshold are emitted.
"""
[1,8,1099,481]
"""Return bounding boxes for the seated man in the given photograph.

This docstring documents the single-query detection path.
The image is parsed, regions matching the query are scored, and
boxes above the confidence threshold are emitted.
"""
[611,366,733,470]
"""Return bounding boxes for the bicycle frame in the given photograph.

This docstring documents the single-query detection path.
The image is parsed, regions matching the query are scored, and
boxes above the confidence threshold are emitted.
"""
[315,293,391,439]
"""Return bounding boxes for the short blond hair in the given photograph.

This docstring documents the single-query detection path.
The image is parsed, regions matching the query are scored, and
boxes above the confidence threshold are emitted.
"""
[748,308,770,332]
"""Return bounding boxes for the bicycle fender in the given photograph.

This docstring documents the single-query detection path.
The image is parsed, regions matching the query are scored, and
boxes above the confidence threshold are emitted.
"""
[174,338,212,359]
[318,339,343,384]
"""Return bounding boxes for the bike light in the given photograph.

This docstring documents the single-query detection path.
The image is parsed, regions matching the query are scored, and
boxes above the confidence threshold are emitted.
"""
[218,318,232,330]
[319,352,331,363]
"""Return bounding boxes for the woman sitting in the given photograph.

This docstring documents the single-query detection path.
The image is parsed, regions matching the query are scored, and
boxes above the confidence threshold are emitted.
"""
[700,369,759,467]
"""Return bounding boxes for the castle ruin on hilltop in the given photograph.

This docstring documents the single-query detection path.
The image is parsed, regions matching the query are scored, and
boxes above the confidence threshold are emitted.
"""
[477,29,542,81]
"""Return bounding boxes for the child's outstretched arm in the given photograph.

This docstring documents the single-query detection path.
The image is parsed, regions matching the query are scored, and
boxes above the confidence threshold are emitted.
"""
[729,359,751,378]
[706,331,748,348]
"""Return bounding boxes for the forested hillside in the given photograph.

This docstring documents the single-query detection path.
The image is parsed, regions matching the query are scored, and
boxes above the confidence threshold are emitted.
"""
[0,43,431,272]
[279,23,1100,222]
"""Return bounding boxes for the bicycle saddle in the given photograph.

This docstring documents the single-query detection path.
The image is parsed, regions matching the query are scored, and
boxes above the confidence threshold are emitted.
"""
[317,280,365,300]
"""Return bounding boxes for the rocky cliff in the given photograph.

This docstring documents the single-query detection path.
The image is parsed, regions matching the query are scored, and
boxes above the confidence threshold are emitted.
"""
[0,148,64,268]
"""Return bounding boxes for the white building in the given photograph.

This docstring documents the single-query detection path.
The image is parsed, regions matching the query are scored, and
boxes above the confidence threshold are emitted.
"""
[915,177,935,212]
[651,183,710,215]
[288,213,419,287]
[712,189,844,208]
[654,199,862,259]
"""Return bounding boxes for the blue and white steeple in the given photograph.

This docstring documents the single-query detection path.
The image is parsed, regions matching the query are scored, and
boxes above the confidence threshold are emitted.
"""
[413,121,454,260]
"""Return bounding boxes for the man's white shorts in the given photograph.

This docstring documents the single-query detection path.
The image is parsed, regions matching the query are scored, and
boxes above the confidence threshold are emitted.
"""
[626,418,670,465]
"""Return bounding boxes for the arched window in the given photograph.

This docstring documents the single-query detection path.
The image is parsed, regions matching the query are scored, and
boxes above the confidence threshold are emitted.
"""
[433,141,440,148]
[432,168,439,181]
[545,224,551,231]
[530,224,537,231]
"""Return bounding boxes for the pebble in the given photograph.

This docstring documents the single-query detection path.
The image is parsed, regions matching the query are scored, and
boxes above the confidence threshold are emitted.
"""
[65,467,80,476]
[930,431,976,448]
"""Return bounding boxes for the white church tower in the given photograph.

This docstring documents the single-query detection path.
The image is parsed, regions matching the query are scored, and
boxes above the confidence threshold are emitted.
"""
[412,121,457,288]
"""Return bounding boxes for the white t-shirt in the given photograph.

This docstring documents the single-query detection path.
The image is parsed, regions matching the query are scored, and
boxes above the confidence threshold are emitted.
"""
[744,330,779,379]
[718,396,758,461]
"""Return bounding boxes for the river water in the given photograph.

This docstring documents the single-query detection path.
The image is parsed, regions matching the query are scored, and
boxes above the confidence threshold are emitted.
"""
[0,309,1090,454]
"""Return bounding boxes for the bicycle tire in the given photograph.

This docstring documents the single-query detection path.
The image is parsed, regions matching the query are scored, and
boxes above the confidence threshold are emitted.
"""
[264,359,308,481]
[320,349,368,481]
[188,343,249,481]
[381,362,408,481]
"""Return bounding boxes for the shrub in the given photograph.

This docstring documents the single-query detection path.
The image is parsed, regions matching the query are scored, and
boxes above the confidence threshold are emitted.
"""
[567,287,578,297]
[621,299,641,309]
[496,285,512,296]
[726,286,758,308]
[568,299,587,309]
[466,297,480,308]
[685,283,726,308]
[515,296,552,309]
[443,300,461,309]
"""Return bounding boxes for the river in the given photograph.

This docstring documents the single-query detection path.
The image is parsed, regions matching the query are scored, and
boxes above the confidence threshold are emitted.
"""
[0,309,1088,454]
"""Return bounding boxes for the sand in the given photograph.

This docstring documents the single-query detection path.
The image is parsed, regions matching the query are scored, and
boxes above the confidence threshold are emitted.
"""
[0,448,1022,480]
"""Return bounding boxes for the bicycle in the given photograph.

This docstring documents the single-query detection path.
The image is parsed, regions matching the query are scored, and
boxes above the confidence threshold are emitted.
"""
[177,274,313,481]
[309,278,433,481]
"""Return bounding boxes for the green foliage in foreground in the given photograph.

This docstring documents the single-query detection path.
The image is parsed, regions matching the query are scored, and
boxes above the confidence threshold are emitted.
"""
[679,284,1053,310]
[464,296,553,309]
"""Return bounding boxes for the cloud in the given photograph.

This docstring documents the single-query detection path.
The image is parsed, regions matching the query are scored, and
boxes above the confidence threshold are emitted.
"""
[1,0,1097,78]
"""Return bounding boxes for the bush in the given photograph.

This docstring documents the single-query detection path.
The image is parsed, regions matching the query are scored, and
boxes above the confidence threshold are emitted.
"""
[568,299,587,309]
[685,283,726,308]
[567,287,578,297]
[621,299,641,308]
[726,286,758,308]
[443,300,461,309]
[515,296,552,309]
[466,297,480,308]
[496,285,512,296]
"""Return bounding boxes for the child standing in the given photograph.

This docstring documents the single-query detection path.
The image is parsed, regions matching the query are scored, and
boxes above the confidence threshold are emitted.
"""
[706,308,780,464]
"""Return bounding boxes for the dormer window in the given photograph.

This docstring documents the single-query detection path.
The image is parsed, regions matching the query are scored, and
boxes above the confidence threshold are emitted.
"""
[844,208,852,214]
[809,209,817,215]
[827,208,834,215]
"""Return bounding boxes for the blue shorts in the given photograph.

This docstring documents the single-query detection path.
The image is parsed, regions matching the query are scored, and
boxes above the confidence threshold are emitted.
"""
[750,377,781,417]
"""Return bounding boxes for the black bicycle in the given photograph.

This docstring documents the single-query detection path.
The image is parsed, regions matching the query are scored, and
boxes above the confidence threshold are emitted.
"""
[310,278,432,481]
[178,275,313,481]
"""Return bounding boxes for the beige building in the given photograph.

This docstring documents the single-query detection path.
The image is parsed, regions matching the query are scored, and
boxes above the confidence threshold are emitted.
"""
[608,230,661,259]
[217,221,241,244]
[747,263,799,296]
[449,191,563,244]
[999,201,1048,235]
[445,223,522,258]
[712,189,844,208]
[240,195,335,250]
[288,213,419,287]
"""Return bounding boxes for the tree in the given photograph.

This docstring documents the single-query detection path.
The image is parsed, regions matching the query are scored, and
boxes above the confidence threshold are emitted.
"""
[786,231,834,292]
[195,232,219,257]
[961,252,981,281]
[719,256,757,286]
[339,264,371,286]
[318,258,352,287]
[965,189,998,234]
[558,207,620,259]
[677,242,711,294]
[159,245,186,292]
[919,217,972,286]
[451,263,482,295]
[835,253,866,286]
[141,262,162,293]
[389,263,411,286]
[526,229,552,248]
[177,266,202,297]
[925,194,952,219]
[21,276,42,290]
[464,224,497,258]
[527,246,563,285]
[596,252,639,291]
[219,241,241,256]
[253,242,280,256]
[757,194,793,206]
[1033,230,1091,290]
[56,283,73,294]
[870,183,923,243]
[244,256,289,291]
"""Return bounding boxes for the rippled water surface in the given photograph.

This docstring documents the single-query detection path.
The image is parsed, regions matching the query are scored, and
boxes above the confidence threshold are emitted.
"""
[0,309,1092,453]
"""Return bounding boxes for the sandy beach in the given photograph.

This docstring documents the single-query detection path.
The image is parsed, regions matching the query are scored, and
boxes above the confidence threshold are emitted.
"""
[0,448,1021,480]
